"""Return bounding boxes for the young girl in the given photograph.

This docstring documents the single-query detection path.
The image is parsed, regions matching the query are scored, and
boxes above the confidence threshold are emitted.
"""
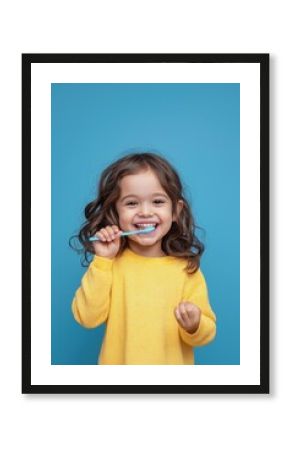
[71,152,216,365]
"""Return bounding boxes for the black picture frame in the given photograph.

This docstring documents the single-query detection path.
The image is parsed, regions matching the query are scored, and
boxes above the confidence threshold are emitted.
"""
[22,53,269,394]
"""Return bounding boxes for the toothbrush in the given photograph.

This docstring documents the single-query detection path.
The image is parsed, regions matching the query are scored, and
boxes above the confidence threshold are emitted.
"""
[88,226,156,242]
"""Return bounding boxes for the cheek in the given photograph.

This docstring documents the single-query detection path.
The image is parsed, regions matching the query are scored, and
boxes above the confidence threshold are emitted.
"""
[117,208,132,224]
[159,212,174,231]
[162,208,174,222]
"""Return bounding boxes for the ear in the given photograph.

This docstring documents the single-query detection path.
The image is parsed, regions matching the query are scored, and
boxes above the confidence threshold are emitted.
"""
[173,200,184,222]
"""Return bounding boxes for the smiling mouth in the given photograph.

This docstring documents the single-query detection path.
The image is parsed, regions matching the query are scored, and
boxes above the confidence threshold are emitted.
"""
[133,223,159,230]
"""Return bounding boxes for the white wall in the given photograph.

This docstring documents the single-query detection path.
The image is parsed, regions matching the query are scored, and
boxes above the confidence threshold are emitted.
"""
[0,1,286,449]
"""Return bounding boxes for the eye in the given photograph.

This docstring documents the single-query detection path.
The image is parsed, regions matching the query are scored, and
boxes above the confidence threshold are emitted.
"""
[125,199,165,206]
[126,201,137,206]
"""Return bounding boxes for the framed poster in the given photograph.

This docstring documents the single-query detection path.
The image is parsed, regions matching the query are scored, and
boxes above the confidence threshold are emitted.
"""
[22,53,269,394]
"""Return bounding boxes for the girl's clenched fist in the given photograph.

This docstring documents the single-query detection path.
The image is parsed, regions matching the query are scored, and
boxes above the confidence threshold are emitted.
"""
[174,301,201,334]
[92,225,122,259]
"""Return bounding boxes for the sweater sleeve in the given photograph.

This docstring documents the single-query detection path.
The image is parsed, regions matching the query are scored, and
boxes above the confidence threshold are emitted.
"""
[71,255,114,328]
[179,268,216,347]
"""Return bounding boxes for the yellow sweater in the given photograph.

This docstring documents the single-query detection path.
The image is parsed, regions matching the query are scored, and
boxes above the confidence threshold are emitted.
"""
[72,247,216,365]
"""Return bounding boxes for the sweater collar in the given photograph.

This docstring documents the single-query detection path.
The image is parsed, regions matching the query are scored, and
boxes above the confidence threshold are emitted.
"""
[123,247,176,263]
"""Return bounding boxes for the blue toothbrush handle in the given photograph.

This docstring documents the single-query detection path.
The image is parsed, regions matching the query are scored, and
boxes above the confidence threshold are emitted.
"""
[88,226,155,241]
[89,231,127,242]
[88,236,102,241]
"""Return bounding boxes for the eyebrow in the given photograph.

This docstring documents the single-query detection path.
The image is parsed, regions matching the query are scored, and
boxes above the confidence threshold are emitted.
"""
[120,192,169,201]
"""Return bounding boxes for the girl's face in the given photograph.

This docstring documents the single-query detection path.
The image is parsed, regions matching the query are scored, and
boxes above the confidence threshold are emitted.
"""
[116,169,183,257]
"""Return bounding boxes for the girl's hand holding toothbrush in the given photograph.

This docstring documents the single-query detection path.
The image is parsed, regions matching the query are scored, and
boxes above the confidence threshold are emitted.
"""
[92,225,123,259]
[90,225,156,259]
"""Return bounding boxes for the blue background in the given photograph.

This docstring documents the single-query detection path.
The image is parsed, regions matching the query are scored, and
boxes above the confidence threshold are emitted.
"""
[51,83,240,365]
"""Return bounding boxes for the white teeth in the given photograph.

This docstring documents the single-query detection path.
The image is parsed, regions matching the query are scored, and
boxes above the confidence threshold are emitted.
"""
[135,223,156,228]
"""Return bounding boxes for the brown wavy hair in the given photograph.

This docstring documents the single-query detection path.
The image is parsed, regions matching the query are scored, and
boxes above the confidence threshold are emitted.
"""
[69,152,205,274]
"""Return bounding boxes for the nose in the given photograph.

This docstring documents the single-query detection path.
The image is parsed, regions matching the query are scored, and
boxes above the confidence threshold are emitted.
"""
[138,211,154,217]
[137,204,154,217]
